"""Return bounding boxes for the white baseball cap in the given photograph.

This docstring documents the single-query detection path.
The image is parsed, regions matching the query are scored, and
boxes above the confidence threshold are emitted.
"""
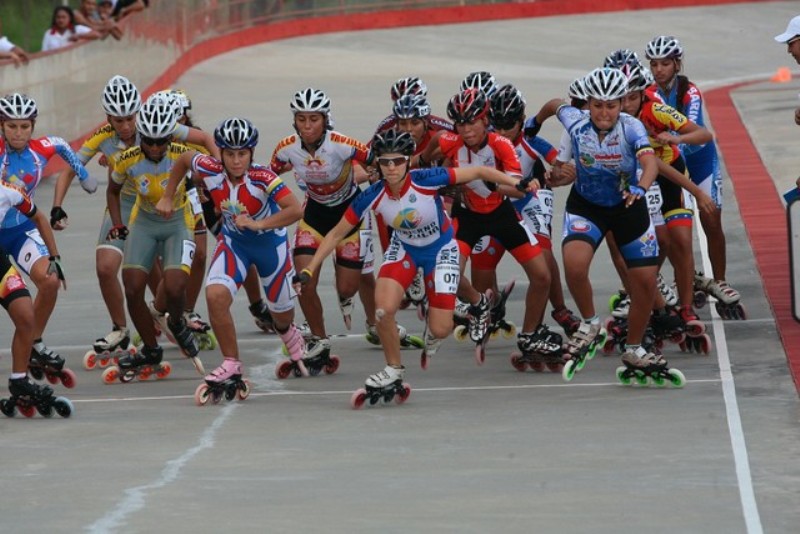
[775,15,800,43]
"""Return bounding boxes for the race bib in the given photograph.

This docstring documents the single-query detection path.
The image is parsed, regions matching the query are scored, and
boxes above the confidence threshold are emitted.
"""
[646,183,663,216]
[434,243,459,294]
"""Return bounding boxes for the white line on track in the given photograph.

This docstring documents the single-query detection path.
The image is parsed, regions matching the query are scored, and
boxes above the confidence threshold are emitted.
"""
[85,403,237,533]
[696,220,763,534]
[69,378,723,403]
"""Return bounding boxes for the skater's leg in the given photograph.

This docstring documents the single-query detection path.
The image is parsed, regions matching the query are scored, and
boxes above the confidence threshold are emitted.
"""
[206,284,236,359]
[625,265,658,346]
[517,252,551,333]
[374,277,404,367]
[27,256,60,341]
[358,271,378,329]
[186,230,207,314]
[293,253,327,338]
[8,295,35,374]
[96,248,127,328]
[562,240,596,320]
[699,208,726,281]
[123,268,158,347]
[162,268,189,323]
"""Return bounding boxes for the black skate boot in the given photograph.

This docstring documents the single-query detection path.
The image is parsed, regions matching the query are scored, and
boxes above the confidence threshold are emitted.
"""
[249,299,275,333]
[168,316,204,375]
[511,325,564,373]
[29,340,76,388]
[0,376,73,418]
[104,345,172,384]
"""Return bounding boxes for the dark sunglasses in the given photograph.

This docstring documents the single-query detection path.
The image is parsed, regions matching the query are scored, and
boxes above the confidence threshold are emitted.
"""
[141,136,170,147]
[377,156,409,167]
[492,119,519,130]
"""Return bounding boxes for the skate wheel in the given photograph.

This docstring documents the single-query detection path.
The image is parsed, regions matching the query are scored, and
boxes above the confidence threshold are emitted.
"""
[453,325,468,342]
[395,384,411,405]
[510,353,526,372]
[420,350,429,371]
[54,397,73,418]
[667,368,686,388]
[545,361,563,373]
[562,359,577,382]
[489,329,500,340]
[205,332,218,350]
[651,374,667,387]
[0,399,15,417]
[416,303,427,322]
[602,338,617,355]
[45,372,59,385]
[60,368,77,389]
[608,293,622,313]
[237,380,251,401]
[19,404,35,418]
[406,335,425,349]
[364,333,381,346]
[37,403,54,418]
[634,372,649,386]
[324,355,341,375]
[616,366,632,386]
[195,383,211,406]
[83,351,98,370]
[475,344,485,366]
[99,356,112,368]
[275,360,293,380]
[132,333,143,347]
[502,324,516,339]
[350,388,367,410]
[693,290,707,309]
[156,362,172,379]
[139,367,152,380]
[102,366,119,385]
[700,334,712,355]
[530,361,546,372]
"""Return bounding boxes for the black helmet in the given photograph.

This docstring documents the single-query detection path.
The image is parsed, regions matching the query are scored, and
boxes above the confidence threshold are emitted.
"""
[371,129,416,157]
[490,84,526,128]
[214,118,259,150]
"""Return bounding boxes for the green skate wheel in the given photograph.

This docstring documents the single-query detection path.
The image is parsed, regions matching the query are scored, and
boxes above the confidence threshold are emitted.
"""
[204,332,218,350]
[403,334,424,349]
[562,359,577,382]
[608,293,622,313]
[132,332,143,347]
[667,368,686,388]
[281,344,288,356]
[364,332,381,346]
[616,366,632,386]
[651,374,666,387]
[634,371,648,386]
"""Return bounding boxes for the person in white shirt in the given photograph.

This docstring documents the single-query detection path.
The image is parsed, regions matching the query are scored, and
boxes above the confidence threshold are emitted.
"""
[41,6,99,52]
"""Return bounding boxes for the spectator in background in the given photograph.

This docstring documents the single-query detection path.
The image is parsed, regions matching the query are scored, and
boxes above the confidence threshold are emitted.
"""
[0,17,30,67]
[113,0,150,21]
[42,6,100,51]
[75,0,123,41]
[97,1,117,26]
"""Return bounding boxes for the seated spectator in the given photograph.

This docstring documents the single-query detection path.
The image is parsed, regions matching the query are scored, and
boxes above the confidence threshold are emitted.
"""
[97,1,117,25]
[74,0,123,41]
[0,17,30,67]
[42,5,100,52]
[113,0,150,21]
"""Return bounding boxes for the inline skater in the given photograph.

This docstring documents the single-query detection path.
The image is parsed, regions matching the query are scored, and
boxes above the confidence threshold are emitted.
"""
[0,93,90,376]
[104,93,218,382]
[374,76,452,136]
[156,118,306,400]
[270,88,377,364]
[420,88,558,364]
[294,130,537,406]
[528,67,683,384]
[645,35,744,319]
[0,182,72,418]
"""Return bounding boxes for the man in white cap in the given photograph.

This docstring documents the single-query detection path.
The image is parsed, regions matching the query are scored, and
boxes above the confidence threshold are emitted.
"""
[775,15,800,126]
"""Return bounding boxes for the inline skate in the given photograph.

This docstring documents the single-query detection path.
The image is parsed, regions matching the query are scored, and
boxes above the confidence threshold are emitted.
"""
[470,289,494,365]
[657,273,679,307]
[676,304,712,355]
[276,334,340,378]
[167,316,205,375]
[562,322,607,381]
[351,365,411,409]
[452,298,471,342]
[195,357,250,406]
[648,307,688,350]
[249,299,275,333]
[339,295,354,330]
[84,326,137,370]
[420,324,444,370]
[693,271,746,320]
[404,270,428,321]
[510,325,565,372]
[365,322,424,349]
[0,376,73,418]
[29,341,76,389]
[487,280,517,340]
[102,345,171,384]
[616,346,686,388]
[184,310,218,350]
[551,306,581,337]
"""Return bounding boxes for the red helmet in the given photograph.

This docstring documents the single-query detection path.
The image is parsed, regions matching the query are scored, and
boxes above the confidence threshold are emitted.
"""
[446,88,488,124]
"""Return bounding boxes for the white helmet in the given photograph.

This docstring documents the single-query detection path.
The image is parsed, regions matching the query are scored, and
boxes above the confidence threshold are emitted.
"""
[645,35,684,61]
[583,68,628,101]
[460,71,499,98]
[290,88,331,115]
[567,77,588,101]
[102,75,142,117]
[136,93,177,138]
[621,63,650,93]
[0,93,38,121]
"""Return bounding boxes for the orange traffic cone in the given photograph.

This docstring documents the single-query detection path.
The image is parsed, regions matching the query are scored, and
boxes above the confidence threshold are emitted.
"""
[771,67,792,83]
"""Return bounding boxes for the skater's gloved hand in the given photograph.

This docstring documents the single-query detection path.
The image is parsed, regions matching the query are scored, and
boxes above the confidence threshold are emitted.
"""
[79,174,98,194]
[515,176,539,194]
[47,255,66,290]
[50,206,68,230]
[292,269,312,294]
[107,224,128,241]
[523,116,541,138]
[623,184,646,207]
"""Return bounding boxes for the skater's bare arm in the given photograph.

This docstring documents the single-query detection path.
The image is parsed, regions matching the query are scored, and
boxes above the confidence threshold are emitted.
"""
[235,190,303,231]
[156,151,196,219]
[297,217,356,287]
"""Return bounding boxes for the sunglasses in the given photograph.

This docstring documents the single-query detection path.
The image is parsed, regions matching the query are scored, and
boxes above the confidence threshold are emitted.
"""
[377,156,409,167]
[492,119,519,130]
[141,136,170,146]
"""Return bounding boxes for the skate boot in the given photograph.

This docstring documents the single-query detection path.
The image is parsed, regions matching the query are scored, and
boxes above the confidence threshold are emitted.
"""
[364,322,424,350]
[103,345,171,384]
[85,326,136,370]
[276,334,340,378]
[184,310,218,350]
[148,300,168,338]
[648,307,687,349]
[167,316,205,375]
[351,365,411,409]
[677,304,712,355]
[339,295,354,330]
[511,325,565,373]
[452,298,471,342]
[405,270,428,321]
[693,272,746,320]
[275,323,310,378]
[0,376,73,418]
[29,340,76,389]
[616,346,686,387]
[249,299,275,333]
[657,273,679,307]
[551,306,581,337]
[488,280,517,340]
[195,357,250,405]
[611,294,630,319]
[562,322,607,381]
[420,324,444,370]
[608,289,627,313]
